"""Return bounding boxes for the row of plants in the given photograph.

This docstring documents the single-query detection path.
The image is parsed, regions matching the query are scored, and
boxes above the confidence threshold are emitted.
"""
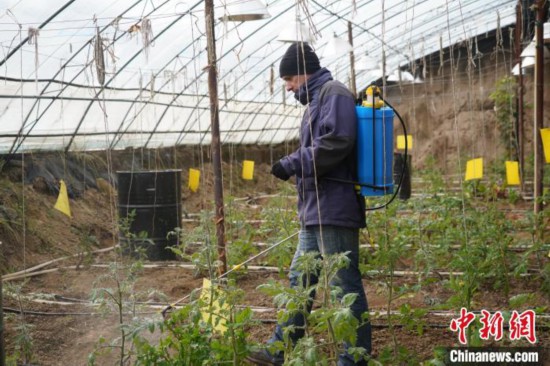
[130,163,548,364]
[3,159,549,365]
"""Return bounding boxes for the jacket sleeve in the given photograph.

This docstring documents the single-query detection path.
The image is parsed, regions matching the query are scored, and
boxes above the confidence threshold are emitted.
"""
[280,85,357,178]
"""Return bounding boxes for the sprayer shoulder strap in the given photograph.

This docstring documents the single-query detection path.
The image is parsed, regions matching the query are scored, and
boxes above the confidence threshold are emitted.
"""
[318,80,352,106]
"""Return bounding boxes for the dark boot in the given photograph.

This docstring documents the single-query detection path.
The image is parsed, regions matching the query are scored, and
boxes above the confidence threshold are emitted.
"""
[245,349,284,366]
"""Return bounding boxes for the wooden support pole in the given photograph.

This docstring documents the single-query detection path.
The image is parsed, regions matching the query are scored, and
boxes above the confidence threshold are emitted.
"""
[515,1,525,193]
[205,0,227,275]
[533,0,545,215]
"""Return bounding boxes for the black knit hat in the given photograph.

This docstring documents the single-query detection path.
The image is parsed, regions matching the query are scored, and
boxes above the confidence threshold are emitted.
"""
[279,42,321,78]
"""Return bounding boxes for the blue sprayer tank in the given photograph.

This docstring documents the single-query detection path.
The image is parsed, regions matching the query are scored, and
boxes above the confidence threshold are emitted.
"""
[356,105,394,196]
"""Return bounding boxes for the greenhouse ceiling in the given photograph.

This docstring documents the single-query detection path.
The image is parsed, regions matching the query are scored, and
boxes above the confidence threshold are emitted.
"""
[0,0,517,153]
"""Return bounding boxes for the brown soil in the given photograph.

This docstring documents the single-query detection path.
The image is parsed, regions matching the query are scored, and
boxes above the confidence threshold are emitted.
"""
[4,265,549,365]
[1,155,549,366]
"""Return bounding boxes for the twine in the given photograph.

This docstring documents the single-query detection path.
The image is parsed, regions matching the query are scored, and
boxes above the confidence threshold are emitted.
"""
[28,27,39,89]
[94,27,105,85]
[141,17,154,60]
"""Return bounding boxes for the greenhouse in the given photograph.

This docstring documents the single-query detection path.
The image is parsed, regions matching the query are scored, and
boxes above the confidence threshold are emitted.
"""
[0,0,549,364]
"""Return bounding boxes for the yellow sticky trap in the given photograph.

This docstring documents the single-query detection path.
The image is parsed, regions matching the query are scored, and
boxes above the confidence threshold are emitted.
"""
[505,161,521,186]
[396,135,413,150]
[54,180,71,217]
[242,160,254,180]
[188,168,200,192]
[540,128,550,163]
[200,278,228,334]
[465,158,483,181]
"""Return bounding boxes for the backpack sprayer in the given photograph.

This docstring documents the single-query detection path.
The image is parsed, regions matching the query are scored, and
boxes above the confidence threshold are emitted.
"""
[326,85,409,210]
[357,86,395,196]
[358,85,409,210]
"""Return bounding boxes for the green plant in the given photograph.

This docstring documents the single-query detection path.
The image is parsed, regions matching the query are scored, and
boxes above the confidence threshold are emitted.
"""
[507,187,521,204]
[134,279,255,365]
[417,155,446,194]
[3,280,35,365]
[398,303,428,336]
[445,205,512,309]
[377,345,419,365]
[117,210,155,260]
[171,198,268,277]
[368,205,418,361]
[224,196,259,266]
[541,261,550,298]
[259,195,300,272]
[258,251,370,365]
[88,259,163,366]
[170,211,220,278]
[134,301,211,365]
[74,225,100,269]
[514,205,550,298]
[509,293,537,308]
[489,76,517,159]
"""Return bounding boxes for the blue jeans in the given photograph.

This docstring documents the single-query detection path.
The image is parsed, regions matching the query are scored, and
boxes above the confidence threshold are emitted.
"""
[268,225,371,365]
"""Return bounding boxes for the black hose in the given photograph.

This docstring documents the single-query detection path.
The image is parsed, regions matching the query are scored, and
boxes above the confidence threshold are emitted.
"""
[366,95,408,211]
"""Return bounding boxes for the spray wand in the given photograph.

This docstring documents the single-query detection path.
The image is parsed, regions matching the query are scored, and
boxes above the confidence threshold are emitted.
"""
[160,231,299,318]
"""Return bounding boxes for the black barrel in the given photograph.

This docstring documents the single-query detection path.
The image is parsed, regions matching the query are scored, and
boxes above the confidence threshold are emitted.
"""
[393,153,411,200]
[117,170,181,260]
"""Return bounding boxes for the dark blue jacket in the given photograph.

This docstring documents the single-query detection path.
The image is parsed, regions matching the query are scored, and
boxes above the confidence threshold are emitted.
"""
[279,68,366,228]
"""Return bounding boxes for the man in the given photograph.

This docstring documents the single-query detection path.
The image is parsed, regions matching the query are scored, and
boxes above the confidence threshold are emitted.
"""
[246,42,371,366]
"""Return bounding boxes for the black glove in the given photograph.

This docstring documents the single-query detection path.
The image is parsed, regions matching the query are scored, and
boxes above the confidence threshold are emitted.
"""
[271,161,290,181]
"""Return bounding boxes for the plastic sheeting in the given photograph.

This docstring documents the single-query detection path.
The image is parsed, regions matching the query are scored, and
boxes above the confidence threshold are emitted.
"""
[0,0,517,153]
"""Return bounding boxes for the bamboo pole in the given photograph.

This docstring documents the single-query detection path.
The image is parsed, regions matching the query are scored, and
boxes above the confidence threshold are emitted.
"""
[1,246,117,281]
[205,0,227,275]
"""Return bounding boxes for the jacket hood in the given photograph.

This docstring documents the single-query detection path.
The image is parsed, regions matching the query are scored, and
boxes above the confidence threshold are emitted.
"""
[294,68,333,105]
